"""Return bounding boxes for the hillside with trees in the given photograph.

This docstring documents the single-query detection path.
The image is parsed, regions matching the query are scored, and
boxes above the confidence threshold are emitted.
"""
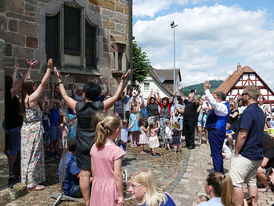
[181,80,223,95]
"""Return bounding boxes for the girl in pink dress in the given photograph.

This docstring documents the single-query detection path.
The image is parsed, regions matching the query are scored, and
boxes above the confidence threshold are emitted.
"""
[138,118,149,154]
[90,114,125,206]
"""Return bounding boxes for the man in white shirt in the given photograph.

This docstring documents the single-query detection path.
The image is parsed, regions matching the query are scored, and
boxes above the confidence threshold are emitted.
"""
[204,81,230,173]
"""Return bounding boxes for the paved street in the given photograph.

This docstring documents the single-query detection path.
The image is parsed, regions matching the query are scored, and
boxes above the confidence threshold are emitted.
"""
[171,143,274,206]
[1,144,188,206]
[1,137,273,206]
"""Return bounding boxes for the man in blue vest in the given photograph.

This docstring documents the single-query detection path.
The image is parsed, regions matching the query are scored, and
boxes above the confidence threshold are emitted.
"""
[204,81,230,174]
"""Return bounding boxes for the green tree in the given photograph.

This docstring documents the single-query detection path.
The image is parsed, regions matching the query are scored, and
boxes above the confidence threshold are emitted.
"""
[132,41,150,83]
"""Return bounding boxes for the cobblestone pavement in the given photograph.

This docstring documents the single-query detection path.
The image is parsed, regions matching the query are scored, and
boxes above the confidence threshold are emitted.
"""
[4,145,188,206]
[171,143,274,206]
[2,138,274,206]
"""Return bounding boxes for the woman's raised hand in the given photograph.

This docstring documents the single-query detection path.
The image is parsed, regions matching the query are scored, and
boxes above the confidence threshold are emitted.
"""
[54,67,62,81]
[26,59,39,68]
[47,58,53,70]
[121,69,131,82]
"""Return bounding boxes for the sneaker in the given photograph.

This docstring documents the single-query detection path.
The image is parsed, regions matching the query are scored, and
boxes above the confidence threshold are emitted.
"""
[140,151,146,155]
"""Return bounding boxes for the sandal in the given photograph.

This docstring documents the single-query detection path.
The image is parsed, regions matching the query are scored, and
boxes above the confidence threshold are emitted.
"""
[28,185,44,191]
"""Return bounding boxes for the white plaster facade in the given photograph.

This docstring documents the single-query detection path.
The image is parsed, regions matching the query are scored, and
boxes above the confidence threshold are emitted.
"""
[140,75,172,102]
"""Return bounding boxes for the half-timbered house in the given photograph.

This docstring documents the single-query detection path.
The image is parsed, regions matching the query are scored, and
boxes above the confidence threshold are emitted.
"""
[215,65,274,110]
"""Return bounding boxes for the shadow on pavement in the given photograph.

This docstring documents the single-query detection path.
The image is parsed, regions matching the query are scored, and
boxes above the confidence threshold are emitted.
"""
[122,157,136,166]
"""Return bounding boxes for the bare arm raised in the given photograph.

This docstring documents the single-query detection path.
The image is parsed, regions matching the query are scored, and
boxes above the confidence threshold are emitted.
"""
[28,59,52,106]
[54,67,77,114]
[104,70,131,111]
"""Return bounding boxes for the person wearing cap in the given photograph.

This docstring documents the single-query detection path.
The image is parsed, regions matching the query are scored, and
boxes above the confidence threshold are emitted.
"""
[204,81,230,173]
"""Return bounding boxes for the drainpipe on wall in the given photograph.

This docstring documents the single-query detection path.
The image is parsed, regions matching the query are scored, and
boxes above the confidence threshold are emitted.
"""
[128,0,133,80]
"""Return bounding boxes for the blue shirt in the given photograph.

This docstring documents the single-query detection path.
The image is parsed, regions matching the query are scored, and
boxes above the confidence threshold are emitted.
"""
[141,193,176,206]
[238,103,265,160]
[120,127,129,142]
[129,113,139,132]
[50,107,59,126]
[67,114,77,138]
[59,152,80,196]
[198,197,223,206]
[125,95,131,111]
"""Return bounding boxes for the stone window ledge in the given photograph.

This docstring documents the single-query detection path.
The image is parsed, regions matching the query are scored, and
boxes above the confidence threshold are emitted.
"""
[111,70,123,77]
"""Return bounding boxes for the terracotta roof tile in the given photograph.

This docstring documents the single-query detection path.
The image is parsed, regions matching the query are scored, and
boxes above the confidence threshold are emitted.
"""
[215,66,255,94]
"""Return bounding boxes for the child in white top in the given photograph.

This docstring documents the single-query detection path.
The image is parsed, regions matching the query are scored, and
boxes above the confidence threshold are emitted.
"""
[149,121,160,157]
[58,113,68,150]
[165,120,172,150]
[118,119,135,151]
[222,123,234,160]
[138,118,149,154]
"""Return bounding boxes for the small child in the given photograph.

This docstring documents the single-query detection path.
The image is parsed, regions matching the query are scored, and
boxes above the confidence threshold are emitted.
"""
[90,114,125,205]
[192,195,209,206]
[172,121,181,153]
[129,106,139,147]
[138,118,149,154]
[222,123,234,160]
[149,121,160,157]
[42,112,50,157]
[165,120,172,150]
[118,120,130,151]
[225,123,234,150]
[58,113,68,150]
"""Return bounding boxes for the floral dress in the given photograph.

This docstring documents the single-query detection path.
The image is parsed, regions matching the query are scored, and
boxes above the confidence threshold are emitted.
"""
[21,102,45,188]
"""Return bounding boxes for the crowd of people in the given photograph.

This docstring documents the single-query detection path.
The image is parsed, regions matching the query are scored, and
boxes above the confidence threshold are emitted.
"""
[3,58,274,206]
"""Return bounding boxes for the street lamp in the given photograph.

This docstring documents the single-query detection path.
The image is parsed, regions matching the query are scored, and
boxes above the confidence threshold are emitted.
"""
[170,21,178,95]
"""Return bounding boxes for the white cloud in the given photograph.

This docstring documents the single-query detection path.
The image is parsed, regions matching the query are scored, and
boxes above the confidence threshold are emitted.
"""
[133,4,274,89]
[133,0,171,18]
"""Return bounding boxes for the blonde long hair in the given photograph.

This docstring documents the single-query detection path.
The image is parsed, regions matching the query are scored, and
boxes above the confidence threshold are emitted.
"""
[95,114,121,148]
[131,169,167,206]
[207,172,233,206]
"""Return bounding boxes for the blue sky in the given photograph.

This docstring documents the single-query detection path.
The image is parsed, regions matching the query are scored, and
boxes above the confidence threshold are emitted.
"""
[133,0,274,90]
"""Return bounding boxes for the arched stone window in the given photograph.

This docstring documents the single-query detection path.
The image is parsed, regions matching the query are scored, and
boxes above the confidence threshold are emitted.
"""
[41,0,103,73]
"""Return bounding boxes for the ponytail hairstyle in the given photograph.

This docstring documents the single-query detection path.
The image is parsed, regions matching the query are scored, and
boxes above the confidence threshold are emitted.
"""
[206,172,233,206]
[95,114,121,148]
[92,111,105,143]
[20,79,35,115]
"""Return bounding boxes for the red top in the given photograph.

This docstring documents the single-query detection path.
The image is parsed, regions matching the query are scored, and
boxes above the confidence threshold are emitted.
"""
[158,100,173,118]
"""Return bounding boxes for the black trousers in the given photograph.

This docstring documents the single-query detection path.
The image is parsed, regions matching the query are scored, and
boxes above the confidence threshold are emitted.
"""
[183,119,196,147]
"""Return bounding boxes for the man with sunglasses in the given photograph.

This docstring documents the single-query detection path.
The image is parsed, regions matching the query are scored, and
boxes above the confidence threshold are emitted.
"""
[229,86,265,206]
